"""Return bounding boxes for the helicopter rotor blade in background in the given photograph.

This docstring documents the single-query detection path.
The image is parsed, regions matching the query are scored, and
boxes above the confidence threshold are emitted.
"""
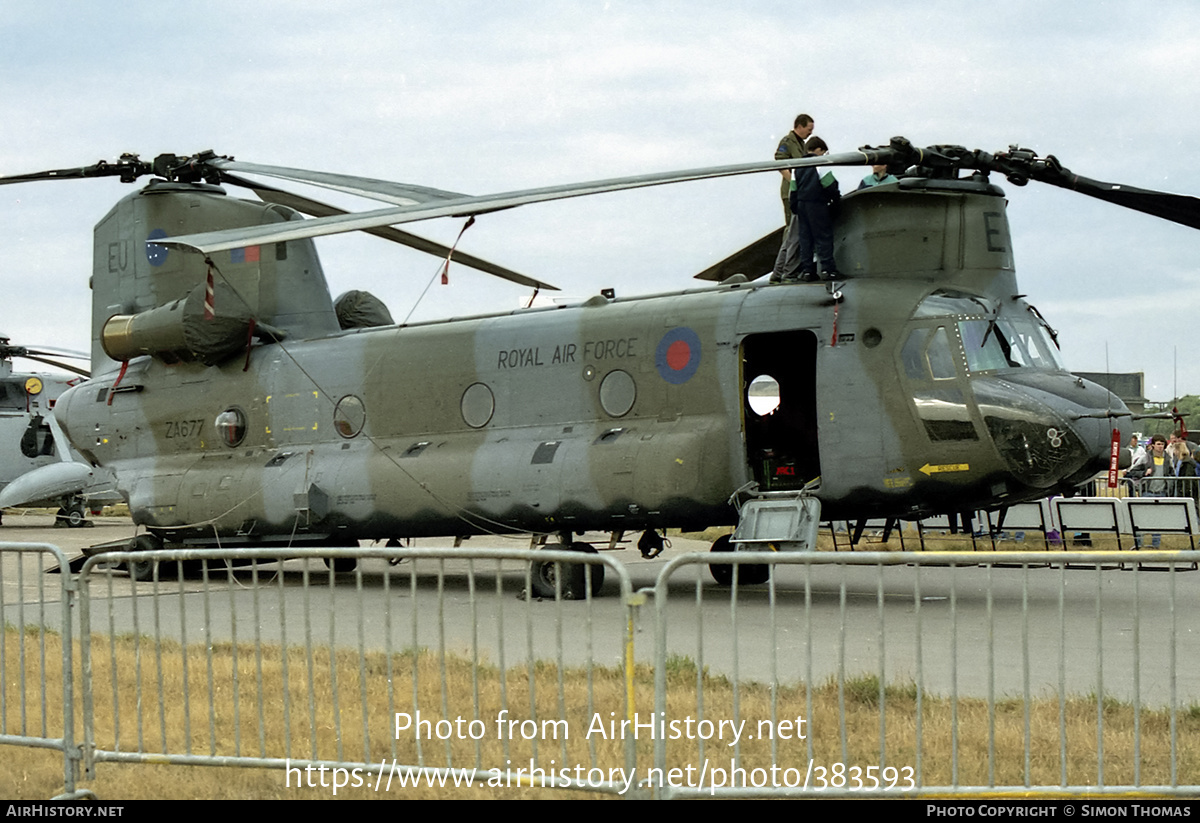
[20,346,90,360]
[1,339,91,377]
[12,353,90,378]
[220,173,559,291]
[0,343,90,360]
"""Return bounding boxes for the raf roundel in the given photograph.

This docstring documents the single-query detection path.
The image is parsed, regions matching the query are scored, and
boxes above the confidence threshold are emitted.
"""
[146,228,170,267]
[655,326,702,384]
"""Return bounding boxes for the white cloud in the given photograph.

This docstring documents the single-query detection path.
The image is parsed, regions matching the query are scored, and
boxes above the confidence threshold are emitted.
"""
[2,0,1199,397]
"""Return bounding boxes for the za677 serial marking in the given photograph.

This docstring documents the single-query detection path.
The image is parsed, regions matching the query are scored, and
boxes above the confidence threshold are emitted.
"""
[164,419,205,439]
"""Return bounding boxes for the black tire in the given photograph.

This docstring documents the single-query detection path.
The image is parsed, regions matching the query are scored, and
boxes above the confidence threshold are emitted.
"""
[127,558,156,582]
[708,534,770,586]
[324,557,358,573]
[737,559,772,585]
[65,505,87,528]
[570,542,604,598]
[530,542,603,600]
[709,534,734,586]
[126,534,162,581]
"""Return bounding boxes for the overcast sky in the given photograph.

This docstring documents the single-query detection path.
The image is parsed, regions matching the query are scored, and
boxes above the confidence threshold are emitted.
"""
[3,1,1198,401]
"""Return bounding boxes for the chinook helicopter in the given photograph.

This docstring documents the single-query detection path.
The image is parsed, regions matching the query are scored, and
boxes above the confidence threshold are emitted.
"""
[0,335,115,526]
[3,138,1197,593]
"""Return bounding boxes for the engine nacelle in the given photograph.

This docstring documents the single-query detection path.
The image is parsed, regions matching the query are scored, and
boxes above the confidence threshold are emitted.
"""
[101,280,274,366]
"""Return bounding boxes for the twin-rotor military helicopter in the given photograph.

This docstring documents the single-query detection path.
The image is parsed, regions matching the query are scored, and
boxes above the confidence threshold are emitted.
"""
[4,137,1198,594]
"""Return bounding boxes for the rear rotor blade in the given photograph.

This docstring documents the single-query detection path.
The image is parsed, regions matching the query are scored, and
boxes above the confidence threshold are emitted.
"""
[210,158,467,207]
[223,173,559,290]
[0,156,149,186]
[693,228,785,282]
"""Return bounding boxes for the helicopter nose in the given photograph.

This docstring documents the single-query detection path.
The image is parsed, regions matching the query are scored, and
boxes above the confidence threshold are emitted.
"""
[1061,407,1133,487]
[971,375,1130,491]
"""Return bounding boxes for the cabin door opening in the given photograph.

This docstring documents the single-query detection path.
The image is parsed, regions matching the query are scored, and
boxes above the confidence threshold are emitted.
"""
[741,330,820,491]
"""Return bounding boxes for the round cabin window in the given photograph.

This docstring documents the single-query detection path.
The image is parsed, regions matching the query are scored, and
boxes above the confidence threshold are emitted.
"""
[461,383,495,428]
[333,395,366,438]
[215,407,247,447]
[599,369,636,418]
[747,374,781,417]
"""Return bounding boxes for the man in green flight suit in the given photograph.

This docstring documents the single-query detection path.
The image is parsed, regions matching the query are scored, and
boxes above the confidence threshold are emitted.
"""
[775,113,814,225]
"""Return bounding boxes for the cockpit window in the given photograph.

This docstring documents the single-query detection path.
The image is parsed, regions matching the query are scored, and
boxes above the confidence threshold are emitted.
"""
[911,290,995,319]
[901,326,957,381]
[928,328,956,379]
[958,318,1065,373]
[0,381,26,411]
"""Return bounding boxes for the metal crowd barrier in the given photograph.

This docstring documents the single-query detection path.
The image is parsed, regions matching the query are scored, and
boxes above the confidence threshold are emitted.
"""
[73,545,635,798]
[0,542,81,797]
[648,550,1200,798]
[4,542,1200,799]
[1086,473,1200,502]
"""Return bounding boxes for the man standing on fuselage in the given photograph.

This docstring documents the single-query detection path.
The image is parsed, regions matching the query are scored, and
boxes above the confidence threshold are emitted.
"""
[775,114,814,226]
[772,136,840,282]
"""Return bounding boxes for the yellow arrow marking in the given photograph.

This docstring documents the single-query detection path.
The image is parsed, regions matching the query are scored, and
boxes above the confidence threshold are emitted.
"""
[919,463,970,476]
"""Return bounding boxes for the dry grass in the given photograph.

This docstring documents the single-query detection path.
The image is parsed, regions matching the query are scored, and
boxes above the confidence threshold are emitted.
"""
[4,627,1199,799]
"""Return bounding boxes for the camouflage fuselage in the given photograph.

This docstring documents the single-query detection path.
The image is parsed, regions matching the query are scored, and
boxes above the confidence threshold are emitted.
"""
[53,175,1130,547]
[57,275,1125,546]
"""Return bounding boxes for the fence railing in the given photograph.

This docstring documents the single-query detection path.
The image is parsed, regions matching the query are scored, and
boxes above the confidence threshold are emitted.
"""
[4,542,1199,798]
[0,542,80,796]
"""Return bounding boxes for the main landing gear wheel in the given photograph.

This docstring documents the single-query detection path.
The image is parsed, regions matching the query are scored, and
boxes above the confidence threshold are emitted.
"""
[530,542,604,600]
[707,535,770,586]
[126,533,162,582]
[55,498,88,528]
[320,535,358,572]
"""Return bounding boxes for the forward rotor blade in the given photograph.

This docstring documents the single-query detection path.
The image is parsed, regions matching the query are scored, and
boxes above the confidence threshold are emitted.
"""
[967,147,1200,232]
[222,173,559,290]
[210,159,467,207]
[1043,172,1200,231]
[159,150,885,255]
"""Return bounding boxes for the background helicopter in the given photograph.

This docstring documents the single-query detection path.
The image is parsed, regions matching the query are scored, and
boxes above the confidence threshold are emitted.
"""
[0,334,116,526]
[2,140,1198,592]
